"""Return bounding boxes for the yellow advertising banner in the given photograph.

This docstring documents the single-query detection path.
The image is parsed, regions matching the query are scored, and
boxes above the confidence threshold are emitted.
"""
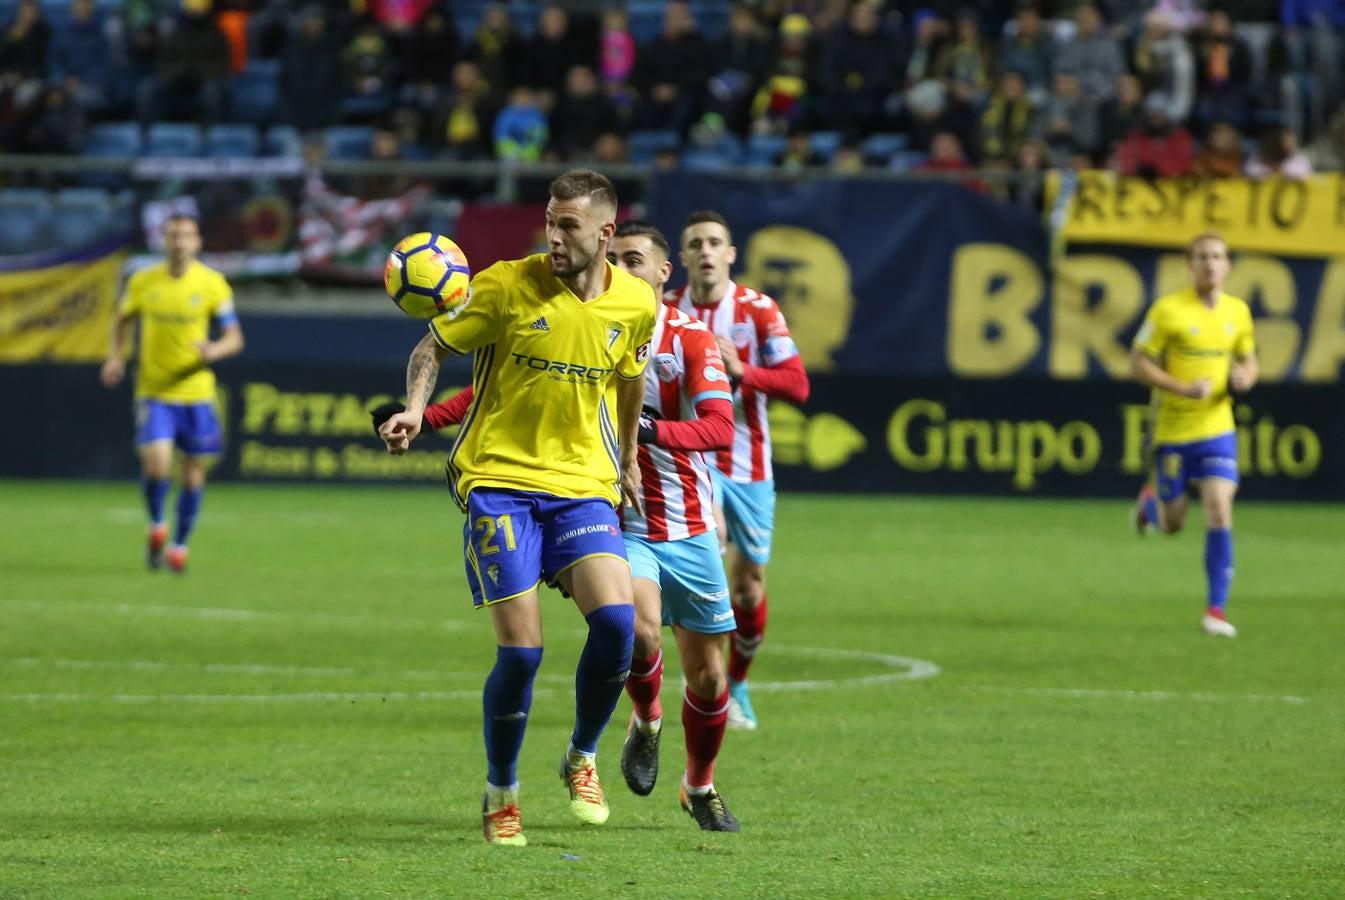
[1048,171,1345,258]
[0,244,126,362]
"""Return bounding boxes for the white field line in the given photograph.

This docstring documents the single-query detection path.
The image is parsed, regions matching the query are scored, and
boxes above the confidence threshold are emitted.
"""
[957,684,1310,705]
[0,599,466,632]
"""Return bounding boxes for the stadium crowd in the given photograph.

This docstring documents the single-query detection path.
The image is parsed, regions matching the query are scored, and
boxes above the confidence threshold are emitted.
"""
[3,0,1345,187]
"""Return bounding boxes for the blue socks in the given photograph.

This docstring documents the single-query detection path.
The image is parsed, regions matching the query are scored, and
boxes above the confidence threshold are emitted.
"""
[483,646,544,788]
[570,604,635,756]
[174,487,203,547]
[142,478,169,526]
[1142,493,1158,527]
[1205,528,1234,611]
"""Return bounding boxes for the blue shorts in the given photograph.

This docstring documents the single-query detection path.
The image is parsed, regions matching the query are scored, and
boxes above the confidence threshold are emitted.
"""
[135,399,223,456]
[625,530,734,634]
[709,469,776,565]
[1153,432,1240,503]
[463,488,628,607]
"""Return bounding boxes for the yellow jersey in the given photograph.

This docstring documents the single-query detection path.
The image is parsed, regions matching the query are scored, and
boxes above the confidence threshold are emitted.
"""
[1133,287,1255,445]
[119,261,236,403]
[429,253,657,507]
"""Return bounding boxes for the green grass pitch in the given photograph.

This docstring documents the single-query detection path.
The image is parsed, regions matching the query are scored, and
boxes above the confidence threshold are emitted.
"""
[1,481,1342,898]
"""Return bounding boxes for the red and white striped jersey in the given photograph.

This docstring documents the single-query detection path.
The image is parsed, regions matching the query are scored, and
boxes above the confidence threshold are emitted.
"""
[664,281,800,482]
[622,304,734,542]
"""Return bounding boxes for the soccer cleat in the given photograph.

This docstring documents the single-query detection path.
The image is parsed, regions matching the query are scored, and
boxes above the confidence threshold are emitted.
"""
[559,755,610,825]
[481,792,527,846]
[1132,485,1156,536]
[726,680,757,731]
[679,785,741,832]
[620,716,661,796]
[1201,612,1237,638]
[146,524,169,569]
[165,545,188,574]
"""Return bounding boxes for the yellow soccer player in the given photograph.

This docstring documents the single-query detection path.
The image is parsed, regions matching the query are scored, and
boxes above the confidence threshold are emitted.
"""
[1130,231,1257,637]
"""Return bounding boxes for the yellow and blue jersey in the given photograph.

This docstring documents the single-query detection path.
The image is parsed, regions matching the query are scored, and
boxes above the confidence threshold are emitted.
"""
[118,261,236,403]
[429,253,657,508]
[1132,287,1255,445]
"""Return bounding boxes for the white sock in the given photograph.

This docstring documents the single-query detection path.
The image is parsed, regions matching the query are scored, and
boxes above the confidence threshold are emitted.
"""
[682,776,713,797]
[566,744,595,766]
[486,782,519,807]
[634,715,662,735]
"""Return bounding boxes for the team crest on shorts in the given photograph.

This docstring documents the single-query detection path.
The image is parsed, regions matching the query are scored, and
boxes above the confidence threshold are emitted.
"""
[653,352,681,383]
[486,563,501,586]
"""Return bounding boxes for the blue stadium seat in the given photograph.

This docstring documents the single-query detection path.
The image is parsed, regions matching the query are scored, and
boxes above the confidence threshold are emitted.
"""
[746,133,786,167]
[626,129,680,164]
[692,1,730,40]
[229,60,281,125]
[889,150,929,172]
[51,188,115,248]
[628,0,664,44]
[324,126,374,160]
[861,132,909,165]
[509,0,540,38]
[263,124,302,158]
[205,123,260,158]
[809,130,844,162]
[681,148,737,171]
[84,121,142,158]
[0,189,53,256]
[144,123,203,158]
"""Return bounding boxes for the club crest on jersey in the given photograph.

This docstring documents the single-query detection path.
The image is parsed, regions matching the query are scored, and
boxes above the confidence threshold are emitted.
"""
[189,293,201,307]
[606,322,624,350]
[486,563,500,586]
[654,352,681,383]
[1225,322,1234,335]
[730,322,753,346]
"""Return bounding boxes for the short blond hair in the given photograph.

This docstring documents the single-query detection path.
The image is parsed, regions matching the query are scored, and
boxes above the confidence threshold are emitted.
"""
[1187,231,1229,258]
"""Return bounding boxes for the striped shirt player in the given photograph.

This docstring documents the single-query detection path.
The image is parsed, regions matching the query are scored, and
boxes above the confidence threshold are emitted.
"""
[669,209,810,731]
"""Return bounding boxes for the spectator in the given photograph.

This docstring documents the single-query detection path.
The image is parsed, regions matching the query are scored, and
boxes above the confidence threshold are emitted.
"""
[47,0,109,110]
[917,130,983,189]
[0,71,36,151]
[748,13,814,134]
[1192,9,1253,129]
[998,3,1054,105]
[634,0,707,134]
[903,77,977,157]
[139,3,232,123]
[1054,4,1125,102]
[935,10,991,104]
[599,6,636,90]
[342,22,393,115]
[1098,73,1145,157]
[1,0,50,82]
[1245,126,1313,179]
[468,2,521,96]
[550,64,619,160]
[903,11,948,88]
[704,3,771,134]
[981,70,1038,163]
[493,85,548,162]
[832,141,865,172]
[816,0,893,136]
[353,128,413,199]
[1193,120,1245,178]
[1042,71,1100,164]
[368,0,433,35]
[521,5,592,111]
[775,123,826,169]
[592,131,627,164]
[399,8,459,110]
[1114,92,1194,177]
[1129,8,1195,121]
[434,59,498,160]
[1010,138,1050,210]
[281,4,343,132]
[1307,109,1345,170]
[30,83,86,154]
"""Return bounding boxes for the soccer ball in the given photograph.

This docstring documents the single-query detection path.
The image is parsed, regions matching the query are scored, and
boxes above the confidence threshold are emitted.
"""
[384,232,472,319]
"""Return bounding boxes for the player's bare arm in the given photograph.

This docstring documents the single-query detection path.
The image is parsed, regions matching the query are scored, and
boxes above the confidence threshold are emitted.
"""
[1130,349,1211,399]
[616,373,645,515]
[1230,354,1258,393]
[382,333,444,454]
[100,313,135,388]
[197,322,245,365]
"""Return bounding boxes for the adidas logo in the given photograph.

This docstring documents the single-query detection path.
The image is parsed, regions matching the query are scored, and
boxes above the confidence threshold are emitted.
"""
[530,316,550,332]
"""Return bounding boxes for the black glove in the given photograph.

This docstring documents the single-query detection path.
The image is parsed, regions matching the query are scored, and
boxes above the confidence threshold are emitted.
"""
[637,405,661,445]
[370,400,406,438]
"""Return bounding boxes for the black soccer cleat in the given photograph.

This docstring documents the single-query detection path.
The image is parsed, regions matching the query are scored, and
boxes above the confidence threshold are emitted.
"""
[621,716,661,796]
[679,786,741,832]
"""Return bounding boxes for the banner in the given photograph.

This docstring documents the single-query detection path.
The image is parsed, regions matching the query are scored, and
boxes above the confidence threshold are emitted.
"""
[0,238,128,363]
[1049,171,1345,258]
[646,172,1345,383]
[2,364,1339,501]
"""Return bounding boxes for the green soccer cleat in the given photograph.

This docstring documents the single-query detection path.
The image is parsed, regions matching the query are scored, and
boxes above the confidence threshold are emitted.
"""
[621,716,661,796]
[559,754,610,825]
[679,785,741,832]
[481,792,527,846]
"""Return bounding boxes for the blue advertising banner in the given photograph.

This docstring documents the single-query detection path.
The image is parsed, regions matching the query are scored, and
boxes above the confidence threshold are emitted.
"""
[645,173,1345,383]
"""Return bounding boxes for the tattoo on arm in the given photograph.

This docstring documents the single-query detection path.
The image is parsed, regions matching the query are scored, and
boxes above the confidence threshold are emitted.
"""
[406,335,441,413]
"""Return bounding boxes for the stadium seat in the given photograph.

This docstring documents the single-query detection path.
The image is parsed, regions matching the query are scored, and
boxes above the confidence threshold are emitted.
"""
[746,133,786,167]
[627,0,664,44]
[627,129,680,164]
[692,1,730,40]
[205,123,260,158]
[889,150,930,172]
[508,0,540,38]
[263,124,302,158]
[681,148,737,171]
[83,121,142,158]
[51,188,115,248]
[144,123,203,158]
[0,189,53,256]
[809,130,844,162]
[860,132,909,165]
[324,125,374,160]
[228,59,281,125]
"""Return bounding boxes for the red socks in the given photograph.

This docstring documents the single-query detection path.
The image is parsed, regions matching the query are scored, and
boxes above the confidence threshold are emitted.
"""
[682,687,729,789]
[625,650,663,723]
[728,595,767,683]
